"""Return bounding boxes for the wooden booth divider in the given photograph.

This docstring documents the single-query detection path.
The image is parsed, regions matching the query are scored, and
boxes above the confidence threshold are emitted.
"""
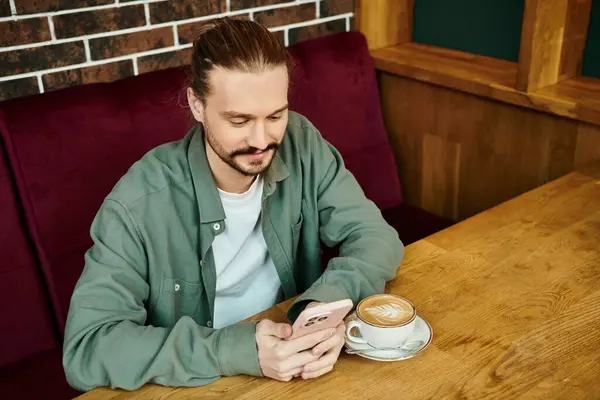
[355,0,600,220]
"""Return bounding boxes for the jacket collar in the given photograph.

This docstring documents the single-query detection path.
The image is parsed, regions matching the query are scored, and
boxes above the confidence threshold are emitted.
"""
[187,125,290,223]
[262,146,290,198]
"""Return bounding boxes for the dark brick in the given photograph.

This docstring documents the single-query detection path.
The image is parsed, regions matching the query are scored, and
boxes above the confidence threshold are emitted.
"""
[230,0,292,11]
[288,18,346,45]
[0,77,39,101]
[89,27,173,60]
[0,0,11,17]
[254,3,315,28]
[177,15,252,45]
[0,42,86,76]
[177,16,283,46]
[177,20,212,45]
[15,0,113,14]
[0,18,51,47]
[42,60,133,92]
[53,5,145,39]
[150,0,226,24]
[137,48,192,75]
[320,0,353,17]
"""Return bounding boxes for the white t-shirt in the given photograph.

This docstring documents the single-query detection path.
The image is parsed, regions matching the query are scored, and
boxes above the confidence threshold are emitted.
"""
[211,176,283,329]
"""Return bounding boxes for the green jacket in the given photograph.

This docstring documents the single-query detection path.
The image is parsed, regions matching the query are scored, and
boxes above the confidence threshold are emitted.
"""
[63,111,404,391]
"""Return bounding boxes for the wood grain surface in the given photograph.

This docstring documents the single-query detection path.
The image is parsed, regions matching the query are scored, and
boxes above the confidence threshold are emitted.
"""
[77,166,600,399]
[517,0,592,92]
[558,0,593,81]
[354,0,413,50]
[378,69,600,221]
[372,42,600,127]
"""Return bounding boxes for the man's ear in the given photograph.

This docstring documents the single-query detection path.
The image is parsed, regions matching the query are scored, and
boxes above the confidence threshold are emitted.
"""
[187,88,205,123]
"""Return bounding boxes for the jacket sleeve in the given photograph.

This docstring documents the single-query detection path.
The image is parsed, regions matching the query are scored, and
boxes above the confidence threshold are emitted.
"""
[288,123,405,321]
[63,199,261,392]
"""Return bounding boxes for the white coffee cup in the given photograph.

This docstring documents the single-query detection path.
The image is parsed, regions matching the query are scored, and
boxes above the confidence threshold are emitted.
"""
[345,294,417,349]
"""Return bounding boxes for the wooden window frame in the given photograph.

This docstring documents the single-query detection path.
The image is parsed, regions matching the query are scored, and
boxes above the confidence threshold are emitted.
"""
[356,0,600,126]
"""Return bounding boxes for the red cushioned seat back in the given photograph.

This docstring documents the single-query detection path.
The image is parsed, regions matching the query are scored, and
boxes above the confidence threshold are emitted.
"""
[0,125,58,367]
[0,68,193,329]
[288,31,403,210]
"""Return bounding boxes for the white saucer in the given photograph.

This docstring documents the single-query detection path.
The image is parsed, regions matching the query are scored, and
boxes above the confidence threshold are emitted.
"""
[343,311,433,362]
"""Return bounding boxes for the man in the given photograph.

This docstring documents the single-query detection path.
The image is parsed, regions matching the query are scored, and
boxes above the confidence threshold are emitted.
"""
[63,18,404,391]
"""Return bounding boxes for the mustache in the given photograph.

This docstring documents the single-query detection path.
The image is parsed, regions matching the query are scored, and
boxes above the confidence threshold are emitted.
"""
[230,143,279,157]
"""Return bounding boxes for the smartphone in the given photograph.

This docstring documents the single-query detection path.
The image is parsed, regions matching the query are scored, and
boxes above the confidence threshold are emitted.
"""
[286,299,354,341]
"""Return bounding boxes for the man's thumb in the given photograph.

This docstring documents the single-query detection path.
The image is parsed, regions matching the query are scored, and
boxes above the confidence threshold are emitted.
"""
[260,320,292,339]
[277,323,293,339]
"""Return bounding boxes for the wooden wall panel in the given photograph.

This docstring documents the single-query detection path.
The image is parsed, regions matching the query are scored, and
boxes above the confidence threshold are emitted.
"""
[355,0,413,50]
[421,133,461,219]
[575,124,600,167]
[378,71,600,220]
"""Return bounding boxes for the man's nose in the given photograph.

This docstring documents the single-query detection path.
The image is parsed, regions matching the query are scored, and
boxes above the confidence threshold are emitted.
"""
[247,122,269,150]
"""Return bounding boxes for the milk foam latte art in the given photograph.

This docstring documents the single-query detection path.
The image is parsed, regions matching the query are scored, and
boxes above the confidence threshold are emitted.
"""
[364,303,413,325]
[357,294,415,327]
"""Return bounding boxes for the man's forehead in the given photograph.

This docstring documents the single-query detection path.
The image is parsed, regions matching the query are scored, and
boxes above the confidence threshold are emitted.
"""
[207,66,289,114]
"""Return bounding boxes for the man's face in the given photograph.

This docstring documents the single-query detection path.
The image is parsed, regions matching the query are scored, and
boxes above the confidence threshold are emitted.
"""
[189,65,289,177]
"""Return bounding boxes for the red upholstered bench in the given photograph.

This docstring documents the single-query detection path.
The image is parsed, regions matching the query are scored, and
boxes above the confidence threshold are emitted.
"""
[0,31,452,398]
[0,136,78,399]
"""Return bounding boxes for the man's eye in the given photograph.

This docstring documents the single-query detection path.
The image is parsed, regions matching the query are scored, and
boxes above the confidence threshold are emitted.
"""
[230,120,248,127]
[268,114,283,121]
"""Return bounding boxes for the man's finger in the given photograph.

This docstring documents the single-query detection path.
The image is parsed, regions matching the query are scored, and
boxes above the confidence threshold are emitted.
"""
[278,367,304,379]
[258,319,292,339]
[277,350,320,373]
[311,325,344,356]
[310,335,339,357]
[280,328,336,357]
[302,347,339,374]
[302,364,334,380]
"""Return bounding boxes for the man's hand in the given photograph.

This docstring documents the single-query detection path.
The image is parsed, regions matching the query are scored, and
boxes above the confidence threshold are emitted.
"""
[297,301,347,380]
[255,319,337,382]
[300,316,346,379]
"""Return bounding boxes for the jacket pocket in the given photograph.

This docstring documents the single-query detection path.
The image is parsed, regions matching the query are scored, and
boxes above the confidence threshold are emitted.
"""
[291,211,304,261]
[150,276,203,327]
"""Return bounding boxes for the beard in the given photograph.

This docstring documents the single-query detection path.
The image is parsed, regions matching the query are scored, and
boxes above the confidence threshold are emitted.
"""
[204,124,280,177]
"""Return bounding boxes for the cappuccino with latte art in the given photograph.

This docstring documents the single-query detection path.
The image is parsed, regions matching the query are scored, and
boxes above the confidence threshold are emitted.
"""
[357,294,415,327]
[346,294,418,349]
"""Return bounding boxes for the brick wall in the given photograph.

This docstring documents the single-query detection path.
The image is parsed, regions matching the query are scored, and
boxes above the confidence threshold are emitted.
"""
[0,0,354,102]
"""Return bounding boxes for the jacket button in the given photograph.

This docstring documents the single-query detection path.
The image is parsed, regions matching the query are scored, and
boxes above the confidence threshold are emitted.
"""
[207,320,212,328]
[212,223,221,231]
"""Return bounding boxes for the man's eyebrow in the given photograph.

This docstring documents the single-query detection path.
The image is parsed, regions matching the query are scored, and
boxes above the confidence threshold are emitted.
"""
[221,110,254,119]
[269,104,289,115]
[220,104,289,119]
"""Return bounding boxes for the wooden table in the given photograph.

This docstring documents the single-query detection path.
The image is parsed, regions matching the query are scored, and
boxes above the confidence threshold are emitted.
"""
[78,165,600,399]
